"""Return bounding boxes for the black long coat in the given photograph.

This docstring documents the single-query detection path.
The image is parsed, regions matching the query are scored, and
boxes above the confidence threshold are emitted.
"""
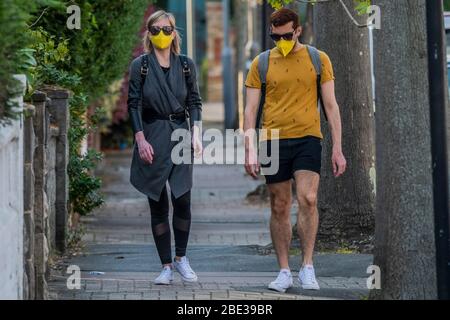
[127,50,202,201]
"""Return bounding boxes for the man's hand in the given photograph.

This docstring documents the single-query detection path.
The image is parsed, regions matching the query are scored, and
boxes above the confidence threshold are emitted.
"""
[332,147,346,178]
[245,147,260,179]
[243,87,262,179]
[321,80,346,178]
[136,131,154,164]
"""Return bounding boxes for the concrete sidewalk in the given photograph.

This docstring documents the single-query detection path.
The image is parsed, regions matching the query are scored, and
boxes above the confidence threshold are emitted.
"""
[48,130,372,300]
[49,244,371,300]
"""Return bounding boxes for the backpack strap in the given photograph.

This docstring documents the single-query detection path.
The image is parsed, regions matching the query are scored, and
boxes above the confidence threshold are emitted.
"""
[307,45,322,75]
[258,50,271,87]
[139,54,149,109]
[179,54,193,119]
[306,45,328,122]
[135,53,149,138]
[179,54,192,85]
[256,49,271,129]
[140,53,149,85]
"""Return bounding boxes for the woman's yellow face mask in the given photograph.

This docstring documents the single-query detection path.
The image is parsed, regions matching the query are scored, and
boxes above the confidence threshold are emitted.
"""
[149,25,174,49]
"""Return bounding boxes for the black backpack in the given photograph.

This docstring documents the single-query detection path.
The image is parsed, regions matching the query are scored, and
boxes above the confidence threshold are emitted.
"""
[255,45,328,129]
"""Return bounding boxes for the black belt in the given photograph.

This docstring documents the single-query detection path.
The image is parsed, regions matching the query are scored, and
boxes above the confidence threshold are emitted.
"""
[142,109,188,122]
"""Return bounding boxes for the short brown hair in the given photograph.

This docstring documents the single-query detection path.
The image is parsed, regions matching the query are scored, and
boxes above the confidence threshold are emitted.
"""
[270,8,300,29]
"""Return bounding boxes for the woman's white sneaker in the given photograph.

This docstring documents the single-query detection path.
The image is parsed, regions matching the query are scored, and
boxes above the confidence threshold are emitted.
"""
[173,257,198,282]
[268,269,293,293]
[298,265,320,290]
[154,266,174,285]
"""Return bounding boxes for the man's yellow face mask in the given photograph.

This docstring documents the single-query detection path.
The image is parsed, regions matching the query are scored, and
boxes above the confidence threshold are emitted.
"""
[276,39,296,57]
[270,28,299,57]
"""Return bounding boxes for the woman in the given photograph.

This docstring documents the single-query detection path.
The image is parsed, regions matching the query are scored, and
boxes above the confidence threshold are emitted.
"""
[127,10,203,285]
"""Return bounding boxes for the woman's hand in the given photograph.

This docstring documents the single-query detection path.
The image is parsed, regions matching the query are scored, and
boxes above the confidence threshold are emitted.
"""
[192,126,203,158]
[135,131,154,164]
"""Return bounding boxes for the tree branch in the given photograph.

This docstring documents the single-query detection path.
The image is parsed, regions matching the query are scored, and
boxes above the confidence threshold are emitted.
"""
[294,0,372,28]
[27,7,49,29]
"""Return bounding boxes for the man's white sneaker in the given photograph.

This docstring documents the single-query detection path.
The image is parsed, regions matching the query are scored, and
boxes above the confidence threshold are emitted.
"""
[298,265,320,290]
[268,269,293,293]
[154,266,174,285]
[173,257,198,282]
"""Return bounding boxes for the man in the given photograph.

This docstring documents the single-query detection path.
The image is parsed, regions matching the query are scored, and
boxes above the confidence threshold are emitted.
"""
[244,8,346,292]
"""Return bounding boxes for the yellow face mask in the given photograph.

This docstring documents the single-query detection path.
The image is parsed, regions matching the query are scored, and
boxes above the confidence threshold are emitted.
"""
[150,31,173,50]
[276,39,296,57]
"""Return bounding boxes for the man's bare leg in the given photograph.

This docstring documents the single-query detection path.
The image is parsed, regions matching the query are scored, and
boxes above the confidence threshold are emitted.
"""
[293,170,320,266]
[267,180,293,270]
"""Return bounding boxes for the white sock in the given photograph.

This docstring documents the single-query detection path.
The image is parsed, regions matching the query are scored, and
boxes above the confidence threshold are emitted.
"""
[280,268,291,274]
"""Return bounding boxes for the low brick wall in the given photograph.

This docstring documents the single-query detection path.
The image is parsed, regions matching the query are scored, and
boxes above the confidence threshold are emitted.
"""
[1,81,72,300]
[22,88,71,300]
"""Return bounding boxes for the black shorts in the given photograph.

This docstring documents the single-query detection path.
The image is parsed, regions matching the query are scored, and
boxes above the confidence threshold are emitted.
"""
[259,135,322,185]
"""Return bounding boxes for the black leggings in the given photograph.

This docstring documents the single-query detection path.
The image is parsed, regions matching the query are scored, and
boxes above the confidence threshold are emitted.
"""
[148,185,191,265]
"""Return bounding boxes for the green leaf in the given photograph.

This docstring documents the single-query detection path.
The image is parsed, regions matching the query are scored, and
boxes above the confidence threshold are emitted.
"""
[354,0,371,15]
[267,0,294,10]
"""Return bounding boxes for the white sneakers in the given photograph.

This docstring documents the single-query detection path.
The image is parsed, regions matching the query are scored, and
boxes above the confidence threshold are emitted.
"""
[154,256,198,285]
[154,266,174,285]
[154,258,320,292]
[298,265,320,290]
[268,265,320,292]
[173,256,198,282]
[268,269,293,293]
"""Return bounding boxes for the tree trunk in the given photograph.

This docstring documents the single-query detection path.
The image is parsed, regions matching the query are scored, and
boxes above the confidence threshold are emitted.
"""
[314,0,375,245]
[300,3,314,45]
[371,0,437,299]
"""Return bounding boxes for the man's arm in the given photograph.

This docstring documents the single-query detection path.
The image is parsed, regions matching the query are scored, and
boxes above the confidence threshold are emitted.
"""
[243,87,261,178]
[321,80,347,177]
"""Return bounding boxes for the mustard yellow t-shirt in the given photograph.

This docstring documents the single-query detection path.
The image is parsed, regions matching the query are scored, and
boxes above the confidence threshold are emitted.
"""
[245,45,335,140]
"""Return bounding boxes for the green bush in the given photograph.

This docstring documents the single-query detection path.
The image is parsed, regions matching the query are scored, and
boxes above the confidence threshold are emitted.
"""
[0,0,66,121]
[445,0,450,12]
[34,0,151,101]
[22,0,153,217]
[27,26,105,216]
[0,0,33,120]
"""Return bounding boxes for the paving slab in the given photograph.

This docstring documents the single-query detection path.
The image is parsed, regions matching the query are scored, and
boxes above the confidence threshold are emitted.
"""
[49,141,373,300]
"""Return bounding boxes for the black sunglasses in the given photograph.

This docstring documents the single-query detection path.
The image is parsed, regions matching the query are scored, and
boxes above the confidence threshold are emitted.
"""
[149,25,174,36]
[269,32,294,42]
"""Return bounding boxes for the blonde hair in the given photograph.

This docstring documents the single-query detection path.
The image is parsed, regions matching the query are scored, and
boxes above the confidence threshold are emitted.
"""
[143,10,181,54]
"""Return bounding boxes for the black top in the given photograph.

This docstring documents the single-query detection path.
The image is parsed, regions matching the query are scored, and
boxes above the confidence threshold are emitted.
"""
[161,66,170,74]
